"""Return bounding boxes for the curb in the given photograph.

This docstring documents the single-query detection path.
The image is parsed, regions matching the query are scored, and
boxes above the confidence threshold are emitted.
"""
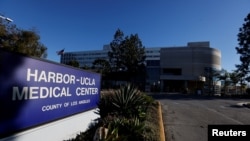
[158,101,166,141]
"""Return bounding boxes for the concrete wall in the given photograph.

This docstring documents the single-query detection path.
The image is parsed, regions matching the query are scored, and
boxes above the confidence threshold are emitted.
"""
[160,45,221,80]
[0,109,99,141]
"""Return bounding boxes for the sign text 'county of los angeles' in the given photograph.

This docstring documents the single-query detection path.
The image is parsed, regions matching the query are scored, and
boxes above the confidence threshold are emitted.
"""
[0,49,101,137]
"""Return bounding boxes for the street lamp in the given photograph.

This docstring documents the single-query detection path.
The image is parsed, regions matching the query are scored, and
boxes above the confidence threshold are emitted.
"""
[0,15,13,22]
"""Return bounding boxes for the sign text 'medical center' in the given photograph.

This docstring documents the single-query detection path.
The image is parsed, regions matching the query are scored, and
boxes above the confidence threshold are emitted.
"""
[12,68,98,101]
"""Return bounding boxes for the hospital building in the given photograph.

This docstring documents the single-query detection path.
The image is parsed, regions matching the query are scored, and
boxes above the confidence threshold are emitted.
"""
[61,41,221,93]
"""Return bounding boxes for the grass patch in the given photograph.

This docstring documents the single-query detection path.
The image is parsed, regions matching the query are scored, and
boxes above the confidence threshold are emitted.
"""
[143,101,161,141]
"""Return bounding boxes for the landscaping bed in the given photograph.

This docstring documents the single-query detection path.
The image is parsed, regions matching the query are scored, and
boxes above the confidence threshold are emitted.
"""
[65,84,162,141]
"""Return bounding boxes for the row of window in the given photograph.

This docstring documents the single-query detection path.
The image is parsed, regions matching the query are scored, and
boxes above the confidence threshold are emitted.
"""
[146,50,160,53]
[146,55,160,58]
[63,52,108,57]
[63,51,159,57]
[147,60,160,66]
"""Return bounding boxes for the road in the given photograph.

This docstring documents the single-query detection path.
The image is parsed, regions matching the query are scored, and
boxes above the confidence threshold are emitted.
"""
[153,94,250,141]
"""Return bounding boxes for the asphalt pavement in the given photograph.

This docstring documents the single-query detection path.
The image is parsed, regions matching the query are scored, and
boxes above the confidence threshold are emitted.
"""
[152,93,250,141]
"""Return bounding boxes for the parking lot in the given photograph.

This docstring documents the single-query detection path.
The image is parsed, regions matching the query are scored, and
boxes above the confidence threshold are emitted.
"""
[153,94,250,141]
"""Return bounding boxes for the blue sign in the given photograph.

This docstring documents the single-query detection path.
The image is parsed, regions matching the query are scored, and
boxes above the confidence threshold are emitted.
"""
[0,49,101,137]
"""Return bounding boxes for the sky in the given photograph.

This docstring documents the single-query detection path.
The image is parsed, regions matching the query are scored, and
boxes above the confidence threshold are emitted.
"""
[0,0,249,72]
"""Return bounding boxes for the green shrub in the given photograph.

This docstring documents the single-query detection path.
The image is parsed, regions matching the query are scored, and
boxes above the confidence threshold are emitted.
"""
[111,84,148,119]
[97,84,153,120]
[103,117,144,141]
[96,90,115,118]
[67,84,159,141]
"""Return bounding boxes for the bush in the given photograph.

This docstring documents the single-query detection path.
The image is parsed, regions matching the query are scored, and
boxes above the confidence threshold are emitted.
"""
[96,89,115,118]
[111,84,149,119]
[67,84,158,141]
[104,117,145,141]
[97,84,153,120]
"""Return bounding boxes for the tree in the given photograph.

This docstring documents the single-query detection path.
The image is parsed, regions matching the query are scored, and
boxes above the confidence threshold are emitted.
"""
[216,69,230,95]
[230,71,241,94]
[122,34,146,74]
[92,58,111,76]
[108,29,146,82]
[0,17,47,58]
[235,13,250,82]
[233,68,246,94]
[108,29,124,72]
[204,67,222,95]
[66,60,80,68]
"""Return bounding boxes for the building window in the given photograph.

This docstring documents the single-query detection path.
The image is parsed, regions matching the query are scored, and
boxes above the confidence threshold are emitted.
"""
[163,68,182,75]
[146,60,160,66]
[147,68,160,79]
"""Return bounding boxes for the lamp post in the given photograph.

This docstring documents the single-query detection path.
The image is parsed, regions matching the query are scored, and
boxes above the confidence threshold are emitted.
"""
[0,15,13,22]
